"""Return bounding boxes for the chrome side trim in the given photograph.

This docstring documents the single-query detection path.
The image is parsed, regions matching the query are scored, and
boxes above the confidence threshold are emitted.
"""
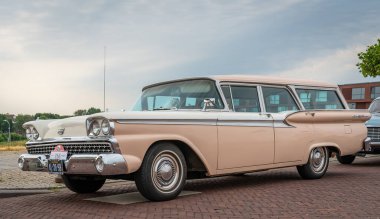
[274,120,294,128]
[116,118,293,128]
[217,120,272,127]
[116,119,217,126]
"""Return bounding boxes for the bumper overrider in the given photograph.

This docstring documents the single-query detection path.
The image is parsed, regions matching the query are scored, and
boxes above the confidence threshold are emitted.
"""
[18,138,128,175]
[361,136,380,153]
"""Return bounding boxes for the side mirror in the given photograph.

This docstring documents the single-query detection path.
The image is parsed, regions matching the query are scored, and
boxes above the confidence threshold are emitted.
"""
[202,98,215,111]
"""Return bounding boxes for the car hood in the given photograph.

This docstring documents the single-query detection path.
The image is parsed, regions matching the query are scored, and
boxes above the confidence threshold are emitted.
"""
[22,111,220,141]
[23,116,89,140]
[365,113,380,127]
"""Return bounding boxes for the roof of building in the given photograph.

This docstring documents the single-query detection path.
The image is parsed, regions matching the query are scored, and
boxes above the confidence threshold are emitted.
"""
[339,81,380,86]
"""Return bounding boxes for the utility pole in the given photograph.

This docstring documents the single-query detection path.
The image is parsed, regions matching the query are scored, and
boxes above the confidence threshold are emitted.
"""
[104,46,106,112]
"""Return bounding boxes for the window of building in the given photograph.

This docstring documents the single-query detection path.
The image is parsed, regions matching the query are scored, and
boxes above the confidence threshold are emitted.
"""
[352,88,365,100]
[269,95,280,104]
[348,103,356,109]
[371,86,380,99]
[299,93,311,103]
[316,91,327,102]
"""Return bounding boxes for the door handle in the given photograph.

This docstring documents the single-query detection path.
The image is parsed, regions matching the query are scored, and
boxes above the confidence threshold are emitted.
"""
[260,113,272,118]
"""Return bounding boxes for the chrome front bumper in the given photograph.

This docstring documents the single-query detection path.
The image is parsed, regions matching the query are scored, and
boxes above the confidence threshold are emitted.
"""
[18,153,128,175]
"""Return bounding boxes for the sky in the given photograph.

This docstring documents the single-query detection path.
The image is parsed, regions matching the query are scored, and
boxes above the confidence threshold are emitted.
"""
[0,0,379,115]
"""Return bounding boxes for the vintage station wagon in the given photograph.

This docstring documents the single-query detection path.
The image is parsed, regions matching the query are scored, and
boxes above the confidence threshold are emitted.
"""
[19,75,371,201]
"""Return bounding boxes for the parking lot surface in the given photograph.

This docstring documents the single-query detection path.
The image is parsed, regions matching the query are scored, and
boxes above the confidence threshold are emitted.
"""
[0,155,379,218]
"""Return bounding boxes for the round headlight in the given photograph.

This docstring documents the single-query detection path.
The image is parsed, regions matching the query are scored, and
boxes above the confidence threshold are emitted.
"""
[101,119,110,135]
[31,128,39,140]
[91,121,101,136]
[26,127,33,140]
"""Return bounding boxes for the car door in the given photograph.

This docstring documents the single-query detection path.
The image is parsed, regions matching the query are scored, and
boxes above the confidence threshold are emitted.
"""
[260,86,310,163]
[217,84,275,169]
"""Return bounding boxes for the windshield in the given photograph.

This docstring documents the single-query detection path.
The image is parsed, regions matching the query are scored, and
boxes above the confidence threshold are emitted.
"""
[132,79,224,111]
[369,99,380,113]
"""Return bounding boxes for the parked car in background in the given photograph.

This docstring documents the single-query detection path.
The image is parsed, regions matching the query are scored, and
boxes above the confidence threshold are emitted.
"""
[337,97,380,164]
[18,75,370,201]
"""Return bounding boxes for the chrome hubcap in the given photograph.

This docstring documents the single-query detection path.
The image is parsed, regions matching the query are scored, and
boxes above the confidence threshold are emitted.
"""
[310,147,327,173]
[152,151,182,193]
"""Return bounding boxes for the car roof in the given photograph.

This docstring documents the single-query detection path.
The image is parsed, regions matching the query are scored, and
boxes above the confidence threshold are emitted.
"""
[143,74,337,90]
[210,75,337,88]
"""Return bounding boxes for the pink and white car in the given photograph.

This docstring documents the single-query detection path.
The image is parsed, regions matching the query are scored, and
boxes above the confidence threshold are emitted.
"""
[19,75,370,201]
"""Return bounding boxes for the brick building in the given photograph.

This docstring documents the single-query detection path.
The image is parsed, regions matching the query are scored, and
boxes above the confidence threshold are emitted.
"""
[339,81,380,109]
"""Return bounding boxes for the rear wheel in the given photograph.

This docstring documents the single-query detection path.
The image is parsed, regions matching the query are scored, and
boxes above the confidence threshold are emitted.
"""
[135,143,187,201]
[337,154,356,164]
[297,147,329,179]
[62,175,105,193]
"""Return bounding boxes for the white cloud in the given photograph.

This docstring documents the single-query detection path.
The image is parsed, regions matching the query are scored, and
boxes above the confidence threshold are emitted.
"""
[269,36,380,85]
[0,0,379,115]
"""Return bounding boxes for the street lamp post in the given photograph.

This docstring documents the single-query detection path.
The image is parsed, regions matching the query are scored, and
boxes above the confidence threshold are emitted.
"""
[3,120,10,142]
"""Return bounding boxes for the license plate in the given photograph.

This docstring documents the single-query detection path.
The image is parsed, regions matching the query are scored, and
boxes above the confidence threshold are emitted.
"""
[48,159,65,175]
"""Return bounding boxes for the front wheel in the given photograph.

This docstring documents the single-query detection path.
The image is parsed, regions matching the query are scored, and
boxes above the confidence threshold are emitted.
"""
[297,147,329,179]
[135,143,187,201]
[62,175,106,193]
[337,154,356,164]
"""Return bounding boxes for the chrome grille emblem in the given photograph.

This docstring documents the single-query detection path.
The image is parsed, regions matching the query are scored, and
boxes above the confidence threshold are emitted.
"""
[57,128,65,135]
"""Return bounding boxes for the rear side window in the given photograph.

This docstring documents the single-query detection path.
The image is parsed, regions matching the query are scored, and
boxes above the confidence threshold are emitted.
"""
[262,87,299,113]
[221,85,261,112]
[295,88,344,110]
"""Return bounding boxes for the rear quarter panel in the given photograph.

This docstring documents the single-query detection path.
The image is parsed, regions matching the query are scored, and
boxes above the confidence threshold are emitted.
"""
[286,110,370,163]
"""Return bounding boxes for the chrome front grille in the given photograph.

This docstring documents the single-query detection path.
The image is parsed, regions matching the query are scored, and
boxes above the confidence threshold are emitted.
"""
[367,127,380,142]
[26,142,113,157]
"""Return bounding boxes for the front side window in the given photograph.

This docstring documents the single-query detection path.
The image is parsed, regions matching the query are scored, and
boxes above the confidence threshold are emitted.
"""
[221,85,261,112]
[352,88,365,100]
[296,88,344,110]
[262,87,299,113]
[133,79,224,111]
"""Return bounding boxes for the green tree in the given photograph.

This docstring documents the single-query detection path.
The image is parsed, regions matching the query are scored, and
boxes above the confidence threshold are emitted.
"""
[14,114,34,135]
[86,107,101,115]
[73,107,101,116]
[357,39,380,77]
[0,114,14,134]
[74,109,87,116]
[34,113,61,120]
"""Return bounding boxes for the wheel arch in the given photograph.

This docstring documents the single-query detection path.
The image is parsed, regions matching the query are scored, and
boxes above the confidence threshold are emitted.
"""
[305,142,341,162]
[148,140,210,176]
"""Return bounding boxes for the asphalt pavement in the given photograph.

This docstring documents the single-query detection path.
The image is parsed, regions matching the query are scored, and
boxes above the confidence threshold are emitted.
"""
[0,151,379,218]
